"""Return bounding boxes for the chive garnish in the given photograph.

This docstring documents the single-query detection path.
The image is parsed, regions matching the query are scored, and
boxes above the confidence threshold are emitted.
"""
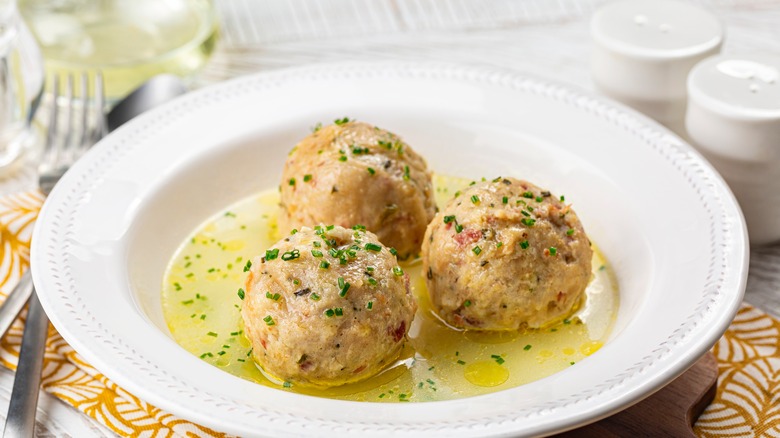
[491,354,505,365]
[464,300,472,307]
[472,246,481,255]
[522,191,533,198]
[319,260,330,269]
[311,249,323,257]
[367,301,373,310]
[367,167,376,175]
[266,248,279,260]
[365,243,382,252]
[303,174,312,182]
[310,293,321,301]
[520,218,536,227]
[549,247,557,256]
[339,281,350,297]
[266,292,281,301]
[263,315,275,326]
[520,240,530,249]
[393,266,404,276]
[237,288,245,300]
[334,117,350,125]
[389,247,398,256]
[502,196,508,204]
[281,250,300,261]
[207,332,218,337]
[443,215,455,224]
[470,195,480,204]
[567,228,575,236]
[524,344,532,351]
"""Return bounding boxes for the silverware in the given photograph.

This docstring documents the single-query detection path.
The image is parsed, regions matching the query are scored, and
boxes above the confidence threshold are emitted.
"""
[0,74,186,342]
[2,72,106,438]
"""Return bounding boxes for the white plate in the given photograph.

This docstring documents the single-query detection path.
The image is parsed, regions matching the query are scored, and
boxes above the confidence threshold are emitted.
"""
[31,63,748,437]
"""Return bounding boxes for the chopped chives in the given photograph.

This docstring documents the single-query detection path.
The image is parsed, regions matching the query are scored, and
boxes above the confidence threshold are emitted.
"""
[502,196,508,204]
[263,315,275,326]
[389,248,398,256]
[536,196,543,202]
[288,178,296,186]
[365,242,382,252]
[265,292,281,301]
[367,277,378,286]
[464,300,472,307]
[472,246,481,255]
[367,167,376,175]
[520,240,530,249]
[549,247,557,256]
[325,309,335,317]
[457,360,466,365]
[200,352,213,358]
[567,228,575,236]
[281,250,300,261]
[443,215,456,224]
[334,307,343,316]
[311,249,323,257]
[520,218,536,227]
[207,332,218,337]
[522,191,534,199]
[470,195,480,204]
[339,156,347,162]
[319,260,330,269]
[524,344,532,351]
[393,266,404,276]
[310,293,321,301]
[496,242,503,248]
[454,223,463,233]
[339,281,351,297]
[560,195,565,202]
[303,174,313,182]
[334,117,350,125]
[237,288,245,300]
[367,301,373,310]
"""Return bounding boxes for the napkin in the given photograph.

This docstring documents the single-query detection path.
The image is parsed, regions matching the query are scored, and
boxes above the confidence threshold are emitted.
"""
[0,190,776,437]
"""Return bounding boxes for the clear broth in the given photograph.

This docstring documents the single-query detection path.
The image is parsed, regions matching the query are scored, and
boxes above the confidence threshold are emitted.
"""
[161,175,619,402]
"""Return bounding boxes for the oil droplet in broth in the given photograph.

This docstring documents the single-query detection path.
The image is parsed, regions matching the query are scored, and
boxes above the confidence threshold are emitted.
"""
[464,361,510,387]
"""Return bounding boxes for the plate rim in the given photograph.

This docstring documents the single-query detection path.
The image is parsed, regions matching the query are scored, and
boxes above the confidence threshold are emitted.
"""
[30,61,748,437]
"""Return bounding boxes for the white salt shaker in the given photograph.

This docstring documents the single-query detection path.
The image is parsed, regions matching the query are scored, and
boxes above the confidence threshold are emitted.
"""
[686,54,780,245]
[591,0,723,135]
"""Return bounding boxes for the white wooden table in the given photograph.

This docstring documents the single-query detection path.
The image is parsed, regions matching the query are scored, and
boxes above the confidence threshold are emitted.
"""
[3,0,779,435]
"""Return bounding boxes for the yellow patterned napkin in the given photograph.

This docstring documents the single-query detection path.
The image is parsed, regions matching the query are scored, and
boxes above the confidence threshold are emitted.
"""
[0,191,223,437]
[0,190,777,436]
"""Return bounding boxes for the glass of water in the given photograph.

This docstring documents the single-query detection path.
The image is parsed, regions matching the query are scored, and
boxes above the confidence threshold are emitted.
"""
[0,0,43,174]
[18,0,218,101]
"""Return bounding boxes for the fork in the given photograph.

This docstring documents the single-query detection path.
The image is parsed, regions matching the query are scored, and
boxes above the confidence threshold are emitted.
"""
[2,72,106,438]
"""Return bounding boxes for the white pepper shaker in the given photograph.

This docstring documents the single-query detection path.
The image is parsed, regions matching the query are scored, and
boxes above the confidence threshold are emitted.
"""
[686,54,780,245]
[591,0,723,136]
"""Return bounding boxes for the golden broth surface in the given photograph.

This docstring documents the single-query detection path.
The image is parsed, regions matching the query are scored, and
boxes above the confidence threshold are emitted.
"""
[162,175,619,402]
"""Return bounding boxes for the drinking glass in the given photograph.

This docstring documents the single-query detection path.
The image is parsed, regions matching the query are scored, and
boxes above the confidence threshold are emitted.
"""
[18,0,218,101]
[0,0,43,174]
